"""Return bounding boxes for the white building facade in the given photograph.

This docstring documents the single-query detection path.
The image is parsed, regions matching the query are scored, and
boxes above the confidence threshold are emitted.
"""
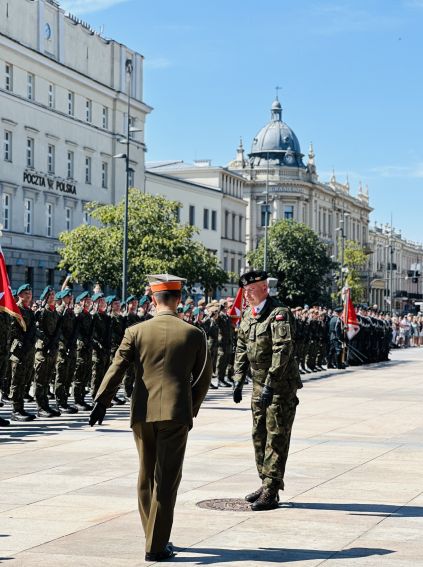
[0,0,151,295]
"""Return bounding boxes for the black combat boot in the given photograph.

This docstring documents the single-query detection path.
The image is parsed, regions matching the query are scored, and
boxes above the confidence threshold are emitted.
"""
[251,488,279,511]
[0,416,10,426]
[245,486,263,503]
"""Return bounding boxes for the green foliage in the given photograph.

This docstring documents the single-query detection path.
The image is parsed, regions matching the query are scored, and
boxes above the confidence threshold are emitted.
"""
[339,239,367,302]
[247,220,334,306]
[57,189,227,294]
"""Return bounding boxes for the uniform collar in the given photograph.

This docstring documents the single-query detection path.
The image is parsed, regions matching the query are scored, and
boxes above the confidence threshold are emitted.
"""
[155,310,177,317]
[251,296,270,318]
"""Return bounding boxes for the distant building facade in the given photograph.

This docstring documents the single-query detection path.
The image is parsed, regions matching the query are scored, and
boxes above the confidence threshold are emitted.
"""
[0,0,151,295]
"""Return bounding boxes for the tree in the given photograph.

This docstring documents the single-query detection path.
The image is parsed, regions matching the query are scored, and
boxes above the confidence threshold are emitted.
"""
[247,220,334,306]
[340,240,367,303]
[57,189,228,295]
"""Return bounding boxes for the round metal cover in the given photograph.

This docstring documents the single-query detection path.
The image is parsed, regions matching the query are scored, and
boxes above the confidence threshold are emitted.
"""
[196,498,252,512]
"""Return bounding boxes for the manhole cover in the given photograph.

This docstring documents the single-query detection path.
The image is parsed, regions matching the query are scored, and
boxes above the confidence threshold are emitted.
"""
[196,498,252,512]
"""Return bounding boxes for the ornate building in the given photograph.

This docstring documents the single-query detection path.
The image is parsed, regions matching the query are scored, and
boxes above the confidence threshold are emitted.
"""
[227,97,373,262]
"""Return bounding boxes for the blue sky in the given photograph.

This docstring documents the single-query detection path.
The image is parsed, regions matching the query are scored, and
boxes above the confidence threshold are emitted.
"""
[61,0,423,243]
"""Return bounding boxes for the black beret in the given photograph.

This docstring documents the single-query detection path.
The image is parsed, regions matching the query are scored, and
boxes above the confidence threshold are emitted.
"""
[239,270,268,288]
[334,307,343,313]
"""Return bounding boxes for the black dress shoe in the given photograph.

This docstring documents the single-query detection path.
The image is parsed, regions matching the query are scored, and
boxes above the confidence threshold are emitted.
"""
[37,406,61,418]
[75,402,93,411]
[113,395,126,405]
[57,404,78,414]
[251,489,279,511]
[24,394,35,402]
[11,411,34,422]
[0,416,10,426]
[209,382,218,389]
[145,543,176,562]
[245,486,263,502]
[218,380,232,388]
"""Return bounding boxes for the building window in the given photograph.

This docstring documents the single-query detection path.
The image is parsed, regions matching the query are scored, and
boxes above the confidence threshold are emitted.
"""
[102,106,108,129]
[101,162,108,188]
[47,144,55,174]
[83,211,89,224]
[85,99,92,122]
[203,208,209,229]
[238,258,242,274]
[231,257,235,272]
[189,205,195,226]
[238,216,243,241]
[211,210,217,231]
[128,169,134,187]
[224,210,229,237]
[26,138,34,168]
[24,198,32,234]
[65,207,71,231]
[46,202,53,237]
[223,256,228,271]
[85,156,92,184]
[27,73,34,100]
[68,91,74,116]
[46,268,55,286]
[2,193,10,231]
[4,130,12,162]
[25,266,34,288]
[284,205,294,220]
[5,63,13,91]
[67,151,74,179]
[48,83,55,108]
[232,213,236,240]
[175,206,181,223]
[261,204,270,227]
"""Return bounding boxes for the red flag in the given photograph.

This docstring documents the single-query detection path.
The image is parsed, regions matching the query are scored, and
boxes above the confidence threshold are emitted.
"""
[0,245,26,330]
[228,287,243,326]
[342,287,359,340]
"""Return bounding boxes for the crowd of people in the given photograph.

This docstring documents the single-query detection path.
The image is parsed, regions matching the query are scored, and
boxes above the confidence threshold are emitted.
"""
[0,279,412,428]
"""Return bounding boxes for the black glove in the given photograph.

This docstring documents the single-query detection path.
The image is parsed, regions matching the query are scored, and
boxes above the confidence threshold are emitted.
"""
[89,402,107,427]
[233,383,243,404]
[259,385,274,409]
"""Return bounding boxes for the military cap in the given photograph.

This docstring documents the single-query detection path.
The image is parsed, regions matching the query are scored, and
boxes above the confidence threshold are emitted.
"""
[139,295,151,306]
[76,291,90,303]
[55,290,63,300]
[106,295,119,306]
[183,304,192,313]
[334,306,343,313]
[146,274,186,293]
[239,269,268,288]
[92,292,104,302]
[61,288,73,299]
[40,286,54,301]
[17,284,31,295]
[125,295,137,304]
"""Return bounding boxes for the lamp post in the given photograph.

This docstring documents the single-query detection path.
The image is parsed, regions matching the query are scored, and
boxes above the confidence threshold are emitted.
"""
[263,156,270,271]
[337,211,349,291]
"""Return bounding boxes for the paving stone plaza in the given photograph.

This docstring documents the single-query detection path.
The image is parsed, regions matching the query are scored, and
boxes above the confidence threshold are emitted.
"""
[1,348,423,566]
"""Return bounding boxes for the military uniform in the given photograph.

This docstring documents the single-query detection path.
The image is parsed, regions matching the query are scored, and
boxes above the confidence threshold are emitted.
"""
[0,312,11,400]
[123,296,142,399]
[328,310,345,369]
[91,303,111,399]
[73,293,93,409]
[92,274,212,561]
[216,308,232,386]
[234,270,302,510]
[55,290,78,411]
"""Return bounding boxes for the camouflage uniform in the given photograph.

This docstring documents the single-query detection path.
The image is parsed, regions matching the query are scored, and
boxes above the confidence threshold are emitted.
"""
[234,296,302,491]
[55,303,78,407]
[34,305,60,410]
[216,310,232,382]
[9,303,36,412]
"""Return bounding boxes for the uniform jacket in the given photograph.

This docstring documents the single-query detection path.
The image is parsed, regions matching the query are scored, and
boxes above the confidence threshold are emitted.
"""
[95,310,212,429]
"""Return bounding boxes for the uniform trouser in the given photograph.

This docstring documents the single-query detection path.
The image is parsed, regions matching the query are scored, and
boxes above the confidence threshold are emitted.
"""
[55,347,77,405]
[132,420,189,554]
[34,349,58,409]
[216,345,230,380]
[251,392,298,491]
[316,341,328,367]
[306,340,318,369]
[124,366,135,398]
[10,349,35,411]
[208,344,217,374]
[226,350,235,380]
[0,352,9,396]
[91,349,110,399]
[328,339,343,367]
[73,344,92,404]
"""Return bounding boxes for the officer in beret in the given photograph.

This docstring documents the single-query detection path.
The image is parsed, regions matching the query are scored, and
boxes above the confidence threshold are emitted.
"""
[123,295,141,400]
[73,291,93,410]
[90,274,212,561]
[33,286,61,417]
[55,289,78,413]
[328,307,346,369]
[107,295,126,405]
[9,284,37,421]
[91,292,111,399]
[233,270,302,510]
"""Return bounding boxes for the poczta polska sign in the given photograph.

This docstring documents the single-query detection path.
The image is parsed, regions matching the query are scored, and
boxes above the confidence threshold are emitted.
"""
[23,170,77,195]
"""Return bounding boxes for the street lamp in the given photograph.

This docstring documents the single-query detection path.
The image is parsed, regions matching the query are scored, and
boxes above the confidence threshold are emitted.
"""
[113,58,133,302]
[336,212,349,291]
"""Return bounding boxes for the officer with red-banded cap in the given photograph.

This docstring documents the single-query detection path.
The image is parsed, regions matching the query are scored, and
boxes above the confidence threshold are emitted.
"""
[233,269,302,511]
[90,274,212,562]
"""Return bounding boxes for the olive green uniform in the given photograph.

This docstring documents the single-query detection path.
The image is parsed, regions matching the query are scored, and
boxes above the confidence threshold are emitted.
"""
[73,307,92,405]
[95,311,212,555]
[216,311,232,381]
[9,303,37,412]
[234,296,302,491]
[34,305,60,410]
[123,311,141,398]
[91,311,110,398]
[55,304,78,406]
[0,313,11,398]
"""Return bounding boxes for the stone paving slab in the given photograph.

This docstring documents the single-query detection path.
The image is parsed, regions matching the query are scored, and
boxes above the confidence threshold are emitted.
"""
[1,348,423,566]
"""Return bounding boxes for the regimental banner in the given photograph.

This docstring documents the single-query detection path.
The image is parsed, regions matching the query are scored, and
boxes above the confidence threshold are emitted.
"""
[23,170,77,195]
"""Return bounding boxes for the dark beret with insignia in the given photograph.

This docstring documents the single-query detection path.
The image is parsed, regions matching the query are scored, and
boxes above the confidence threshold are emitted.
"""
[139,295,151,306]
[125,295,137,304]
[239,270,268,288]
[334,306,343,313]
[55,290,63,301]
[106,295,119,306]
[61,288,73,299]
[40,286,54,301]
[17,283,31,295]
[75,291,90,303]
[92,292,104,302]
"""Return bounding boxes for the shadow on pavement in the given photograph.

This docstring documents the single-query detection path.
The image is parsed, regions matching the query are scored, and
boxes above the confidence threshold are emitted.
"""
[291,501,423,518]
[171,545,394,563]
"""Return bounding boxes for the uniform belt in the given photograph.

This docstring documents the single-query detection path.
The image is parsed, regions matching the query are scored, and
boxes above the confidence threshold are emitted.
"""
[250,362,270,370]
